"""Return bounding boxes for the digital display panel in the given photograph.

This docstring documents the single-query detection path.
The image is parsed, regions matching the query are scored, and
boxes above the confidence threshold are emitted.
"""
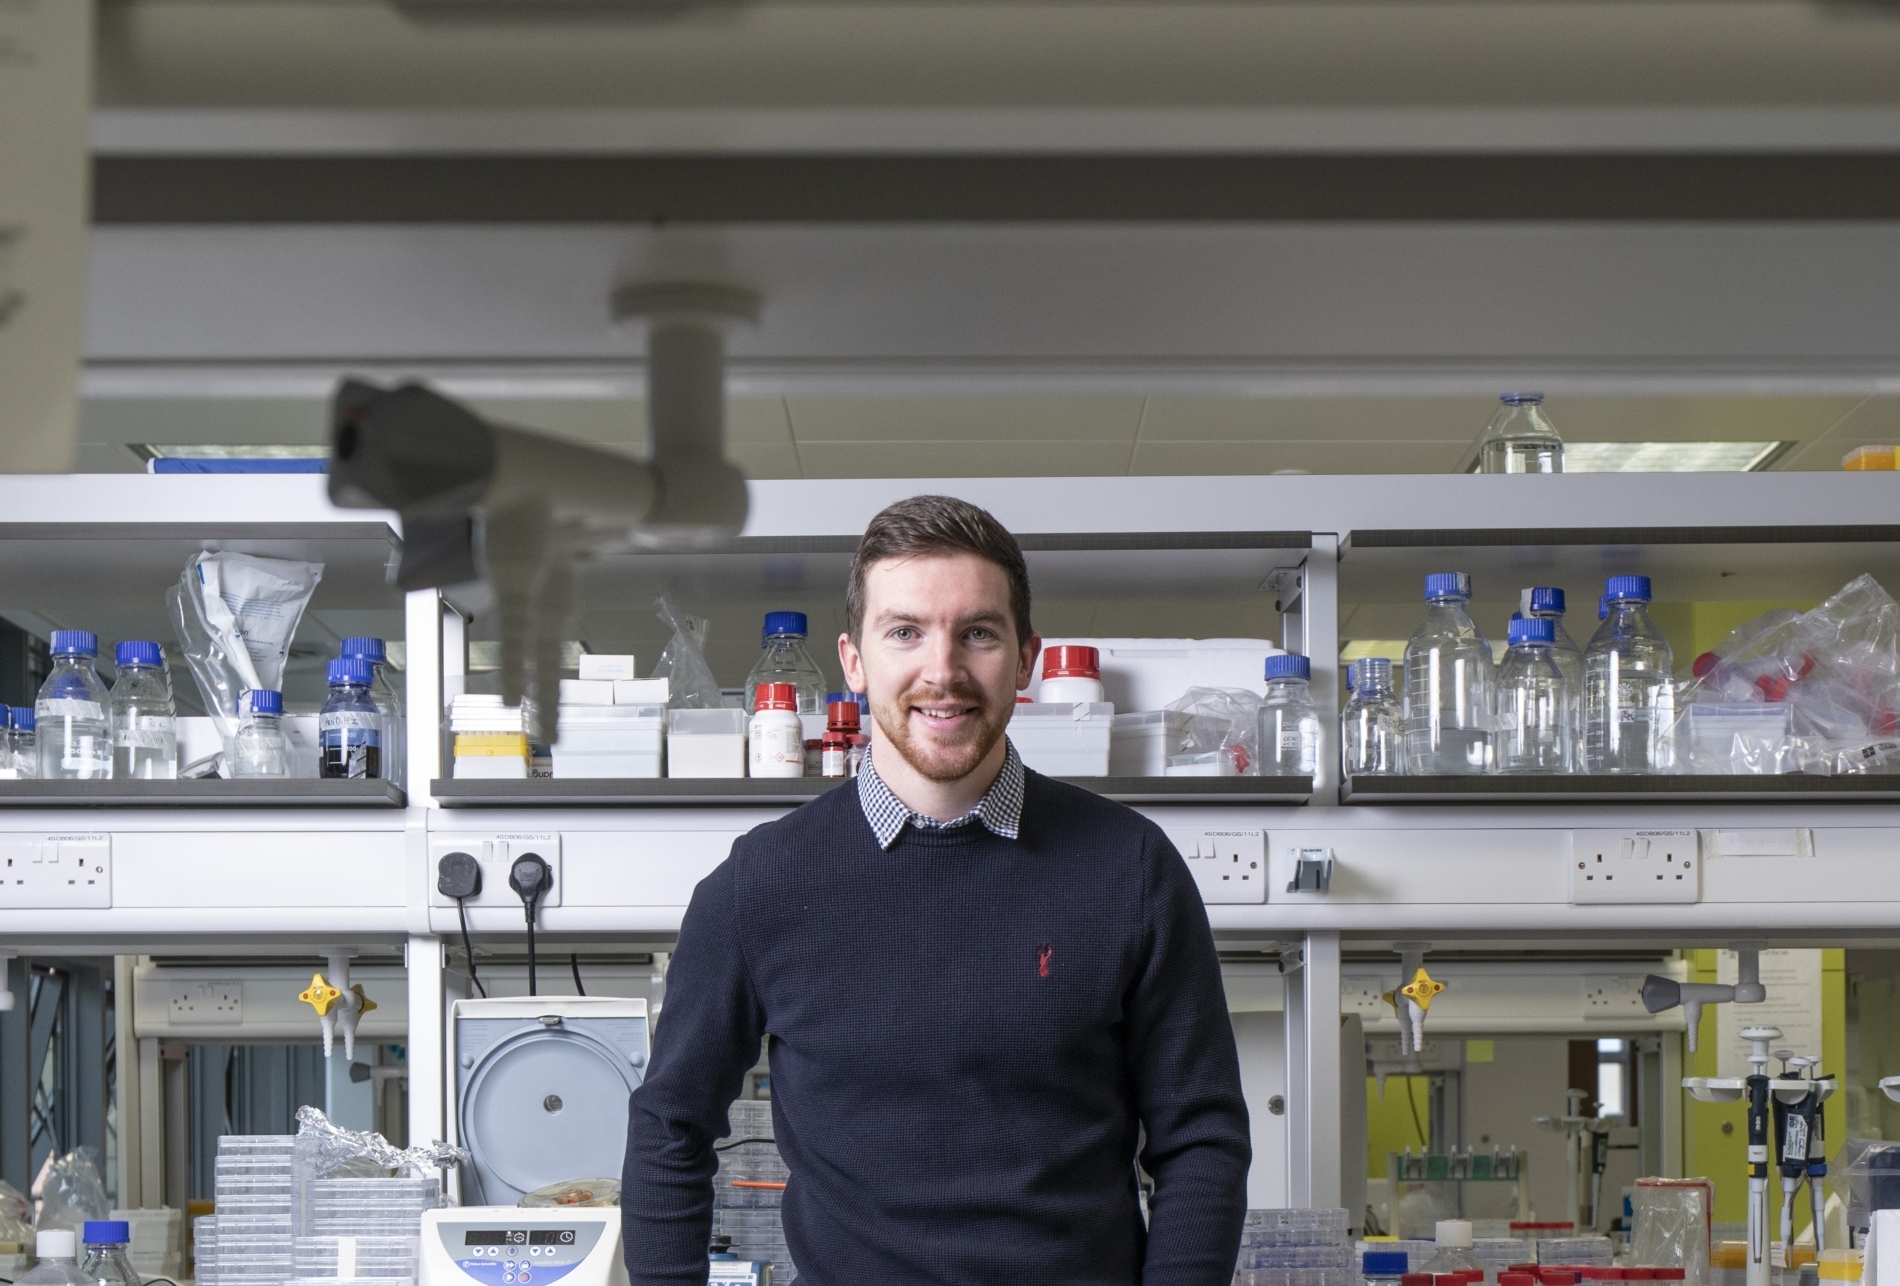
[529,1230,575,1246]
[464,1231,526,1246]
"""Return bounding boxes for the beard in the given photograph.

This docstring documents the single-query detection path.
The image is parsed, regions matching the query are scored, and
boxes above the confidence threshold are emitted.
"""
[871,680,1012,784]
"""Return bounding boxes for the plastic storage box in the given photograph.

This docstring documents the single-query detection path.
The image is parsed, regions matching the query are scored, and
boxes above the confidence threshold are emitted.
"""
[551,704,665,778]
[1109,710,1192,776]
[1026,638,1280,708]
[1009,702,1112,776]
[667,708,748,778]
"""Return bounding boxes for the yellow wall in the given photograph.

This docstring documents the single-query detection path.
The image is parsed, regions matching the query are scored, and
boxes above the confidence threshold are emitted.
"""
[1681,949,1846,1230]
[1368,1075,1433,1178]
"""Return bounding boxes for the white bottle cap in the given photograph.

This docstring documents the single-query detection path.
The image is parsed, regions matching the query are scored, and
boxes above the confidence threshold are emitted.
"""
[1436,1220,1474,1247]
[36,1229,77,1258]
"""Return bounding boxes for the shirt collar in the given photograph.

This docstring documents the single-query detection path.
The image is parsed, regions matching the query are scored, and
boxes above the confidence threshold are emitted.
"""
[855,740,1025,850]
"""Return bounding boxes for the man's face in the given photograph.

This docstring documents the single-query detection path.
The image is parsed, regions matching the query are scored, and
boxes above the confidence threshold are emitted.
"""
[840,552,1039,784]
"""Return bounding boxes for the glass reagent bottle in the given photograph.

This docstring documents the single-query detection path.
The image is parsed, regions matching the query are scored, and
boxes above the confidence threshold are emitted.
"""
[1258,653,1321,776]
[745,612,828,715]
[19,1230,88,1286]
[233,689,291,779]
[1477,392,1564,474]
[320,658,382,780]
[110,640,178,780]
[341,637,403,788]
[1420,1221,1488,1285]
[1342,657,1405,776]
[1403,573,1495,774]
[38,631,113,780]
[1583,575,1676,774]
[9,707,36,779]
[1497,616,1574,774]
[81,1221,141,1286]
[1521,586,1584,689]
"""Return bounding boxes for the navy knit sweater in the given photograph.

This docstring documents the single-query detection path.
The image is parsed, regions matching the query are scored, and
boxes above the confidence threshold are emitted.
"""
[621,769,1251,1285]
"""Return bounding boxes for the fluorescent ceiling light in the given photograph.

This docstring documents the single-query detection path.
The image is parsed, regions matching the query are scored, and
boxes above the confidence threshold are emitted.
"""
[1561,441,1788,473]
[133,444,329,460]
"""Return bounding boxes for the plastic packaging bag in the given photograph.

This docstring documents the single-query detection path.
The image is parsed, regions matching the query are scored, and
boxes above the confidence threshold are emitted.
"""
[649,597,725,710]
[33,1146,108,1236]
[1675,575,1900,775]
[520,1179,619,1208]
[0,1179,29,1245]
[1834,1138,1900,1236]
[168,551,324,743]
[1631,1178,1713,1286]
[1163,686,1262,776]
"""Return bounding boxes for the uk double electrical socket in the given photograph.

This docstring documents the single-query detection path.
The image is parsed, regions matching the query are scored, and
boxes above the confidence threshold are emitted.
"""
[1569,829,1698,904]
[170,981,243,1024]
[1582,975,1649,1017]
[1170,829,1267,904]
[0,835,110,908]
[1341,977,1391,1018]
[429,834,563,909]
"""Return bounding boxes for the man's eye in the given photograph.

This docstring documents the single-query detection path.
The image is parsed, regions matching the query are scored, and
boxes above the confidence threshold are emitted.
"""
[891,627,917,641]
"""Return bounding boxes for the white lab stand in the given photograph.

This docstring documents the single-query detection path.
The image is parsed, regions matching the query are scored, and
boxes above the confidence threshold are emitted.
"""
[3,469,1897,1216]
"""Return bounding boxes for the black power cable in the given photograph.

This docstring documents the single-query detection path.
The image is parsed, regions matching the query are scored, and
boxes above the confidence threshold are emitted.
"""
[436,851,487,998]
[509,852,553,996]
[570,953,586,997]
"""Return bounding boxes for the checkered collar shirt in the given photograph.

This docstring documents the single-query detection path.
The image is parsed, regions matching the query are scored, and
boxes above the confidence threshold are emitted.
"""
[855,739,1026,850]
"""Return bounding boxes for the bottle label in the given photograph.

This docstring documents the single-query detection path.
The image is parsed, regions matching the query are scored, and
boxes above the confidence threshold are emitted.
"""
[40,699,102,720]
[748,717,804,775]
[321,712,382,741]
[116,715,177,749]
[821,747,846,777]
[61,738,110,773]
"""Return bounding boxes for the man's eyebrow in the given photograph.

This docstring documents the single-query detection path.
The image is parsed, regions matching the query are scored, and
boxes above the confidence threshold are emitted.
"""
[870,608,1010,629]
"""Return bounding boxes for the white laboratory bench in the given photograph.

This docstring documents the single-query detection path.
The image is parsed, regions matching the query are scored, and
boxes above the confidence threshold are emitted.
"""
[0,469,1895,1215]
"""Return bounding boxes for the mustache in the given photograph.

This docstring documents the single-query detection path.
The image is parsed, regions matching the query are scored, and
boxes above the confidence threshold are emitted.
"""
[897,684,989,708]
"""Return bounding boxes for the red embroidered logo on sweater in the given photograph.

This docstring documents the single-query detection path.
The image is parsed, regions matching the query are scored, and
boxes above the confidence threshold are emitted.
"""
[1037,945,1053,978]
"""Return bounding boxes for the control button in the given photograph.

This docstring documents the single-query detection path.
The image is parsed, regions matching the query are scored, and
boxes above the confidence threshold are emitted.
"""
[505,1263,516,1270]
[503,1275,514,1282]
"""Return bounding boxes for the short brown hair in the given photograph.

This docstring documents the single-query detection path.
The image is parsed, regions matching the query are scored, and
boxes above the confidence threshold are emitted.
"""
[847,495,1033,645]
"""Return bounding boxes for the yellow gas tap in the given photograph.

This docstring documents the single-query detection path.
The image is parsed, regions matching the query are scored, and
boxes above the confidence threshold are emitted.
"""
[298,954,369,1059]
[299,973,342,1016]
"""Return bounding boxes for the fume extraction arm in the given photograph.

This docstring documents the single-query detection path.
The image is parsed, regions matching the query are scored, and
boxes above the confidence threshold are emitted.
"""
[327,282,758,740]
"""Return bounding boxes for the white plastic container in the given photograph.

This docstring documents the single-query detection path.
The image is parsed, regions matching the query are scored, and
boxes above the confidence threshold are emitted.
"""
[1038,645,1107,705]
[667,707,748,779]
[551,704,666,778]
[749,683,805,778]
[1165,751,1235,777]
[577,653,637,681]
[613,678,670,704]
[1026,638,1282,708]
[1109,710,1192,776]
[557,679,615,706]
[1009,701,1112,776]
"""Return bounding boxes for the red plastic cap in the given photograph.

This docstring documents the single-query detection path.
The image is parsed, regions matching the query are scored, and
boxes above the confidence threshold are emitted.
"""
[827,700,861,728]
[1402,1276,1434,1286]
[756,682,799,711]
[1434,1275,1468,1286]
[1500,1274,1536,1286]
[1543,1274,1581,1285]
[1581,1269,1621,1281]
[1015,695,1033,704]
[1652,1273,1685,1282]
[1043,645,1100,679]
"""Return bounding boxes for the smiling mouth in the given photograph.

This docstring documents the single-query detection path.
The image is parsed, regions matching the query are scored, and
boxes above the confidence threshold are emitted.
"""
[912,703,977,725]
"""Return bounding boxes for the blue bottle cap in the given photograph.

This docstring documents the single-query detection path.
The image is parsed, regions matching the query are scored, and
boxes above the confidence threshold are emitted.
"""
[762,611,808,640]
[1528,586,1566,614]
[1500,392,1545,405]
[1265,653,1311,681]
[1347,657,1392,691]
[11,707,33,731]
[50,630,98,658]
[114,640,163,668]
[1423,572,1472,600]
[339,637,387,663]
[83,1221,130,1246]
[327,658,373,686]
[1604,574,1653,603]
[1364,1252,1410,1276]
[247,689,283,716]
[0,707,9,730]
[1508,616,1555,645]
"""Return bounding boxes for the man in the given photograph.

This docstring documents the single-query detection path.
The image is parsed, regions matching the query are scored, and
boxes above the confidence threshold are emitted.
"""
[622,494,1250,1285]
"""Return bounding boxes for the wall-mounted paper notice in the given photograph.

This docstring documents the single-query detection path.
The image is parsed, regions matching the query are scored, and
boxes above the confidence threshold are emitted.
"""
[1716,948,1824,1078]
[0,1,91,472]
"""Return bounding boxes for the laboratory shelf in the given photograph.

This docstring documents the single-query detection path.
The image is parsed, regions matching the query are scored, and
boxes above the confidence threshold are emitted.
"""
[1338,774,1900,805]
[0,779,406,808]
[428,775,1313,807]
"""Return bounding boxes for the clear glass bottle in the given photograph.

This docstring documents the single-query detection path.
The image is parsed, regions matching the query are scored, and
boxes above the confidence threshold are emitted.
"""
[744,612,827,715]
[1258,653,1321,776]
[20,1231,88,1286]
[1477,392,1563,474]
[320,658,382,780]
[81,1222,141,1286]
[110,640,178,780]
[1583,575,1677,775]
[1497,616,1574,774]
[37,631,113,780]
[232,689,291,778]
[1402,573,1495,775]
[1420,1221,1488,1284]
[1342,657,1405,776]
[1521,586,1584,690]
[340,637,403,788]
[10,707,36,780]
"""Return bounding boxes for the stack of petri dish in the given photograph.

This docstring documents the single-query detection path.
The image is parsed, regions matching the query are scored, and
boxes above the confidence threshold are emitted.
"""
[1537,1237,1616,1268]
[193,1214,220,1286]
[308,1177,441,1240]
[293,1234,422,1286]
[214,1136,296,1286]
[1235,1208,1353,1286]
[711,1101,796,1283]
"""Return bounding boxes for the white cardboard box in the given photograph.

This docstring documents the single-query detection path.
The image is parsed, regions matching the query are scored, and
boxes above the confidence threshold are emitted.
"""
[578,654,638,681]
[667,708,748,778]
[613,678,671,704]
[1010,702,1113,777]
[1026,638,1281,709]
[559,679,616,705]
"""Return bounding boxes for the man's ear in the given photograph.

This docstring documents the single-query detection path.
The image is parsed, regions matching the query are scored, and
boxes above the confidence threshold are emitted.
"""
[1018,633,1043,691]
[840,631,867,694]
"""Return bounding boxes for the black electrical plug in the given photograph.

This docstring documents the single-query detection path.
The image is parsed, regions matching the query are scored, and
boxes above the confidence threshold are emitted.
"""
[510,852,553,996]
[437,852,487,998]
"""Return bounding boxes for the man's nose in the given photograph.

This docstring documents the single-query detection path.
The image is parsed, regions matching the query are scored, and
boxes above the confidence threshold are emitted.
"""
[918,631,963,687]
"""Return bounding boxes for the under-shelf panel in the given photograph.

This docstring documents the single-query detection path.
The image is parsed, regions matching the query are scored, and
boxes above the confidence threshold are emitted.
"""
[0,779,405,808]
[1340,773,1900,804]
[430,776,1313,808]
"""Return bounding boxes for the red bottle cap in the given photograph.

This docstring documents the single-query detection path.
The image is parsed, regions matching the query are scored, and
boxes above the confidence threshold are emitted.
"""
[1652,1273,1685,1282]
[1500,1274,1536,1286]
[1581,1270,1621,1281]
[1624,1270,1656,1281]
[1434,1275,1468,1286]
[1543,1273,1580,1285]
[756,683,798,711]
[1042,645,1100,680]
[827,700,861,729]
[1402,1276,1434,1286]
